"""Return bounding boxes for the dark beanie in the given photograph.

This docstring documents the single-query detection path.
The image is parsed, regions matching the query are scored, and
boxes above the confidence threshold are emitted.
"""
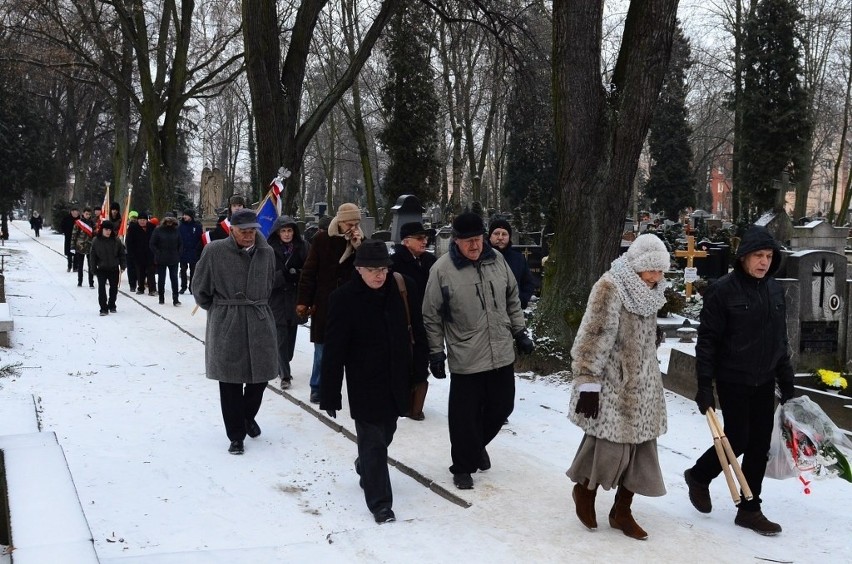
[183,209,195,219]
[452,212,485,238]
[488,219,512,238]
[110,201,120,211]
[100,220,114,231]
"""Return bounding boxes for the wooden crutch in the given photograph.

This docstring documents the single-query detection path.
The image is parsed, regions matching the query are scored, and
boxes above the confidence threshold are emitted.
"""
[706,407,754,505]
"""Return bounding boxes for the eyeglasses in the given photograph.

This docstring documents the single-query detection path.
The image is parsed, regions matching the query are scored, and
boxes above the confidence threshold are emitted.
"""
[406,235,428,241]
[362,267,389,275]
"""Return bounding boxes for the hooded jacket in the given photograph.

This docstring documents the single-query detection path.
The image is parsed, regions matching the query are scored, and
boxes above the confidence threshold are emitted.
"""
[267,215,310,325]
[696,226,794,388]
[149,217,182,266]
[422,240,525,374]
[90,230,127,272]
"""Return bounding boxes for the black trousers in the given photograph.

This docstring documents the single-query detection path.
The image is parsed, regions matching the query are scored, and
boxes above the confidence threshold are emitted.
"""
[219,382,267,442]
[275,321,299,379]
[448,364,515,474]
[127,257,137,290]
[690,379,776,511]
[157,263,179,300]
[134,260,156,292]
[355,418,398,513]
[95,269,119,311]
[74,253,94,286]
[179,260,197,291]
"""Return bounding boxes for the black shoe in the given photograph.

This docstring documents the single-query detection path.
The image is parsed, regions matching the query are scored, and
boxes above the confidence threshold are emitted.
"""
[281,377,292,390]
[309,391,320,404]
[453,473,473,490]
[90,284,95,288]
[228,440,245,455]
[179,288,187,294]
[78,282,83,287]
[478,449,491,471]
[173,299,181,306]
[99,310,108,316]
[149,290,157,296]
[136,289,145,295]
[684,469,712,514]
[373,507,396,524]
[735,509,782,536]
[245,420,261,438]
[159,296,165,304]
[109,307,117,313]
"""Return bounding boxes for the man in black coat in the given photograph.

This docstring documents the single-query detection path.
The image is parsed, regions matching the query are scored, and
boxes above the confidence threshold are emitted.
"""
[61,207,80,272]
[320,239,428,524]
[125,212,156,295]
[488,219,538,308]
[684,225,795,536]
[390,221,437,420]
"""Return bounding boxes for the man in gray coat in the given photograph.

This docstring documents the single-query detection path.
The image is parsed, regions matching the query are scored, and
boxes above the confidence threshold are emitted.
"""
[422,211,534,490]
[194,209,278,455]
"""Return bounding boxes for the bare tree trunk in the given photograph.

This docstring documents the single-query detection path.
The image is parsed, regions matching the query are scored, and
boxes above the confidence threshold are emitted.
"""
[833,16,852,225]
[538,0,679,349]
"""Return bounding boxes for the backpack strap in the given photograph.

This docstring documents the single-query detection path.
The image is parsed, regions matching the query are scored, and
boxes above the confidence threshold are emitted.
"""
[393,272,414,346]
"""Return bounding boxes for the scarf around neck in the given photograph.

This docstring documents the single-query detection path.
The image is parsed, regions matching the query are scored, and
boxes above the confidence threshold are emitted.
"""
[607,256,668,317]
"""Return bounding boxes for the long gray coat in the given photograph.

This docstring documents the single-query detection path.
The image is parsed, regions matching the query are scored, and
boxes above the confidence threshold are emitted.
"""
[193,233,278,383]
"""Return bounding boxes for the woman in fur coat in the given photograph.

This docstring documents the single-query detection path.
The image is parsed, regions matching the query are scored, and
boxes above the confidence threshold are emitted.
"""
[567,233,670,541]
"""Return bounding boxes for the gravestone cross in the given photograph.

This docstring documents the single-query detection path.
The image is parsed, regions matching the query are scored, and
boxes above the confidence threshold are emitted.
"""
[675,235,708,298]
[812,258,834,309]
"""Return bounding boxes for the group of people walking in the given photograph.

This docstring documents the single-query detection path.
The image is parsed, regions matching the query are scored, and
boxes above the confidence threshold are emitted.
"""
[60,203,204,315]
[566,227,794,541]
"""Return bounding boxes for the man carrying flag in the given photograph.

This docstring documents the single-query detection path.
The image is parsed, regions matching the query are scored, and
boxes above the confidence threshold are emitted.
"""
[71,207,96,288]
[255,168,290,238]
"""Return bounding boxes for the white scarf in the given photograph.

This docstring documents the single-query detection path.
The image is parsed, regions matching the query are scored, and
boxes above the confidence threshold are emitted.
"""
[608,256,668,317]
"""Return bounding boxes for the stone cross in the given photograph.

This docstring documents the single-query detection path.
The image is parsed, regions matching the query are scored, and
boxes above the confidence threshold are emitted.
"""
[812,258,834,310]
[675,235,708,298]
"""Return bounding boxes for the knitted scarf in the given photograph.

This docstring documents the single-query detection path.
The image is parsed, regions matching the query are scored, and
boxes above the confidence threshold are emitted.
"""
[608,256,667,317]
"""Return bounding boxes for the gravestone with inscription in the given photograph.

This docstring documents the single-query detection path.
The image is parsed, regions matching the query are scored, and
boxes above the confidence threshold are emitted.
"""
[777,250,848,371]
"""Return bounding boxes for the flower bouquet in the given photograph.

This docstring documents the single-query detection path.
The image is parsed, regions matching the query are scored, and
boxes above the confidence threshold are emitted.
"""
[766,396,852,491]
[813,368,848,392]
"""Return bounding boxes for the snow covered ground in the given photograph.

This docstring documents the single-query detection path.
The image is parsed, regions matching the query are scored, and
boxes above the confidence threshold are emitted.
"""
[1,220,850,563]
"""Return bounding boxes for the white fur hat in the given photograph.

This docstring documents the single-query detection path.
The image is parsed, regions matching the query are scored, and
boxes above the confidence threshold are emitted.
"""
[625,234,670,273]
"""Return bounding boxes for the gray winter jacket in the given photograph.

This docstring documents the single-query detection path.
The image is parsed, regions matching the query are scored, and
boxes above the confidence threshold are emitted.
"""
[422,241,525,374]
[193,233,278,384]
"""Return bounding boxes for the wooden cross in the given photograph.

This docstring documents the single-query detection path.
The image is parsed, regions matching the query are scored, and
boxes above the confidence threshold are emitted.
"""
[675,235,708,299]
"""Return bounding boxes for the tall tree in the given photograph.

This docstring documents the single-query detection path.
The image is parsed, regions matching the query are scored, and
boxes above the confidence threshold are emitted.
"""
[377,2,441,219]
[645,23,695,220]
[502,4,555,211]
[537,0,679,349]
[736,0,811,217]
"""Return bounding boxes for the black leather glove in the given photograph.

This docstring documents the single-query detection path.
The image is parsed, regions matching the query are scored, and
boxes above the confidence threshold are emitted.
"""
[778,380,795,404]
[514,331,534,355]
[325,409,336,419]
[575,391,599,419]
[429,352,447,379]
[695,381,716,415]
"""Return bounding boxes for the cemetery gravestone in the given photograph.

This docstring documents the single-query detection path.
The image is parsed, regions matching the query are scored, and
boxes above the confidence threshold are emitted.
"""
[435,226,453,258]
[778,250,848,372]
[390,195,425,242]
[789,220,848,253]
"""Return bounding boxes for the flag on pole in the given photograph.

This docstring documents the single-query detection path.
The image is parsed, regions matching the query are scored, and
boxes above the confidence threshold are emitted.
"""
[118,185,133,238]
[74,218,93,237]
[256,193,279,238]
[201,231,213,246]
[219,218,231,235]
[99,186,110,231]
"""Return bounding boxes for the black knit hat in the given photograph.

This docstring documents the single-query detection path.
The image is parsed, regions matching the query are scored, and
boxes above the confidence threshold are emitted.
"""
[110,201,120,212]
[183,209,196,219]
[354,239,392,267]
[452,212,485,238]
[488,219,512,237]
[100,220,114,231]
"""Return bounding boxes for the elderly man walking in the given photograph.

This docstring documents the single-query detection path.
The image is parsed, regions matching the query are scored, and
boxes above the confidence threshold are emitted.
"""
[194,209,278,455]
[422,211,534,490]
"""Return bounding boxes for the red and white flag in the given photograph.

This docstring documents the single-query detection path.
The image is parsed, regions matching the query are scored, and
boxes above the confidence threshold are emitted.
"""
[219,218,231,235]
[74,218,93,237]
[201,231,213,246]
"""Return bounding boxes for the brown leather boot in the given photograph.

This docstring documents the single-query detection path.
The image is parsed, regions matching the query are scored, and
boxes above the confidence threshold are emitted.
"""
[609,486,648,540]
[408,381,428,421]
[572,480,598,530]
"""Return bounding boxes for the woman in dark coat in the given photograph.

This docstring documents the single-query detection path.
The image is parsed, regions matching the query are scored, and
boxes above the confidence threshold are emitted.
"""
[126,213,156,295]
[149,215,183,305]
[267,215,310,388]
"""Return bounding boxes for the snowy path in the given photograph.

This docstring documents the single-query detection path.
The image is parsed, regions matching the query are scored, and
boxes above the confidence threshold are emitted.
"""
[1,221,850,563]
